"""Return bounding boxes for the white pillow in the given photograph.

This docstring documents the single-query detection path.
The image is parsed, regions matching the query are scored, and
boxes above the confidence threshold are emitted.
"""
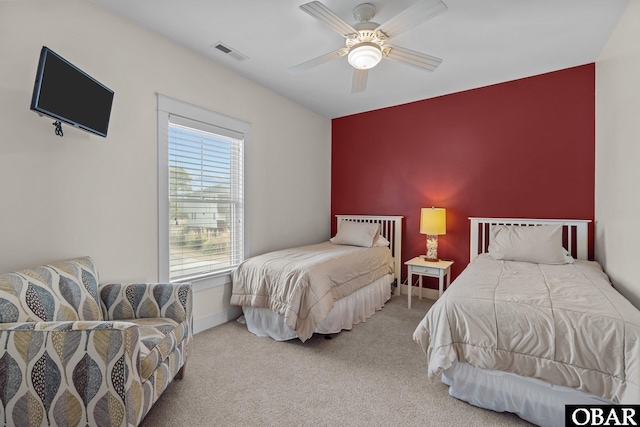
[488,224,566,265]
[373,235,390,247]
[330,221,380,248]
[563,248,575,264]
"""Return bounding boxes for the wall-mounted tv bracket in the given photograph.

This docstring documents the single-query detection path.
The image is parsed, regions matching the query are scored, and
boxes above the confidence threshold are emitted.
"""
[53,120,63,137]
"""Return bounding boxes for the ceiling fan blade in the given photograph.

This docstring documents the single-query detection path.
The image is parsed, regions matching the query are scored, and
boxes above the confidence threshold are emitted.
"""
[287,49,345,75]
[351,69,368,93]
[376,0,447,39]
[385,46,442,71]
[300,1,358,38]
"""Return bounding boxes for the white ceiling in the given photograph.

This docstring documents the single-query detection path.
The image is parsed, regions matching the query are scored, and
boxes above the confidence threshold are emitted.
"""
[91,0,628,119]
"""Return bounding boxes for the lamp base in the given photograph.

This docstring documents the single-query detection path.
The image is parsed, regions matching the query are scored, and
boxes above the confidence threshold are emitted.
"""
[421,255,440,262]
[425,234,439,262]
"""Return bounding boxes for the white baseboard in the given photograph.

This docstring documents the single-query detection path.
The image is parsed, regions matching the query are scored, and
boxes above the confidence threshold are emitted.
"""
[194,306,243,334]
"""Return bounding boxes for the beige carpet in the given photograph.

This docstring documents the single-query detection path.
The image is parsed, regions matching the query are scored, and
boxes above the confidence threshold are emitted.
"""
[141,295,531,427]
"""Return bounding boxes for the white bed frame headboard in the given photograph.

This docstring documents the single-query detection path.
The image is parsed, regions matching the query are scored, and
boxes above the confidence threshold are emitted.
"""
[469,217,591,262]
[336,215,403,286]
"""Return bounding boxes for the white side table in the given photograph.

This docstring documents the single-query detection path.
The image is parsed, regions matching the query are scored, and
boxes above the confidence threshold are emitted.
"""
[404,257,454,309]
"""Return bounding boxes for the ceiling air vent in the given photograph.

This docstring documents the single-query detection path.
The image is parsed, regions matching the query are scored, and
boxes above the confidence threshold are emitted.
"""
[211,42,248,61]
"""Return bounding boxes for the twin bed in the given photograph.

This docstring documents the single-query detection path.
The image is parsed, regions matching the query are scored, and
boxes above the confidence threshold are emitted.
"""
[231,215,403,342]
[231,215,640,426]
[413,218,640,426]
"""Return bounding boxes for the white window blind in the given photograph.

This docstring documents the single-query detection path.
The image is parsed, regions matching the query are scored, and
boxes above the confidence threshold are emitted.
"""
[167,114,244,280]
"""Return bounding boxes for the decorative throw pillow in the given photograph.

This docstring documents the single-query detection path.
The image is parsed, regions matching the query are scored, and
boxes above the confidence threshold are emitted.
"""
[330,221,380,248]
[488,224,566,265]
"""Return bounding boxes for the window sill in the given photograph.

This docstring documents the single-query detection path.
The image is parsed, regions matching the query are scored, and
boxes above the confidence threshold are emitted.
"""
[173,269,235,292]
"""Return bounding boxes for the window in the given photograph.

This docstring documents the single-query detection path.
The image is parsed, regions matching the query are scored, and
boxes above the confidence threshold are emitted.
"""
[158,95,249,282]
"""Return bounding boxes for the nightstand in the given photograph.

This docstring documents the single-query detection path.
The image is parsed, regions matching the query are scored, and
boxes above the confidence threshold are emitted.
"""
[404,257,453,309]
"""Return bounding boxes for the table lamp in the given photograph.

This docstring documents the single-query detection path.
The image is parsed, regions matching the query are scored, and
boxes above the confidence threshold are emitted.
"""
[420,207,446,262]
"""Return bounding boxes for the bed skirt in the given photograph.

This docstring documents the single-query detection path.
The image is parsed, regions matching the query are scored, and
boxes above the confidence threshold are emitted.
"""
[241,273,393,341]
[442,362,615,427]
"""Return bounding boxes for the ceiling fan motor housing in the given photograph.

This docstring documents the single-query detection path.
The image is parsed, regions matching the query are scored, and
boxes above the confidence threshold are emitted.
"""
[346,21,387,70]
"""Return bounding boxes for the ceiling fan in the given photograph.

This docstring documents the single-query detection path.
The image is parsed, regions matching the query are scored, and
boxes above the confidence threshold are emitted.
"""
[288,0,447,93]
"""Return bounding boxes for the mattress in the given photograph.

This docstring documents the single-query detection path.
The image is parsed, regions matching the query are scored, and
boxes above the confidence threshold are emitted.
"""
[242,273,392,341]
[231,241,394,342]
[413,254,640,404]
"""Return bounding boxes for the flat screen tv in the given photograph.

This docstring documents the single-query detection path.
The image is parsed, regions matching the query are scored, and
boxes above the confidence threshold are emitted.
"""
[30,46,114,137]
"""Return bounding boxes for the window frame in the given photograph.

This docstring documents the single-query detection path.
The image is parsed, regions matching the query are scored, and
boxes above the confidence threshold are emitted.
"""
[158,94,250,288]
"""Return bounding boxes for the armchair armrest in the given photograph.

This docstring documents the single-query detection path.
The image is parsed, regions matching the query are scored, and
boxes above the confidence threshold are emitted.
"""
[99,283,193,324]
[0,320,144,426]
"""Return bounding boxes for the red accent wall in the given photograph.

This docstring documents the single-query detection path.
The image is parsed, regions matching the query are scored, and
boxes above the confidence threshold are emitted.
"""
[331,64,595,285]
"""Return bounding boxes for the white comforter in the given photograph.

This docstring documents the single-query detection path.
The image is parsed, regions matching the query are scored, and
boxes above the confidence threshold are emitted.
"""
[413,254,640,403]
[231,242,393,342]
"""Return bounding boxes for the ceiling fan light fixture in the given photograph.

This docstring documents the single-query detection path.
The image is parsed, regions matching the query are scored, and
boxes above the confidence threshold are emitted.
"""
[347,42,382,70]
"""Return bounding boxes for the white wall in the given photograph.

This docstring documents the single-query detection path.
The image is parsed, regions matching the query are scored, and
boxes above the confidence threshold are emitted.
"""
[595,1,640,309]
[0,0,331,329]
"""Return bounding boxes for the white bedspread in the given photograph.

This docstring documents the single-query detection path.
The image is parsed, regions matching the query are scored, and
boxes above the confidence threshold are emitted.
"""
[231,242,393,342]
[413,254,640,403]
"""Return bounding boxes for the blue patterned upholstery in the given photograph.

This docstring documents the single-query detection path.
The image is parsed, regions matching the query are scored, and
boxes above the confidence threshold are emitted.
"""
[0,257,102,322]
[0,257,193,426]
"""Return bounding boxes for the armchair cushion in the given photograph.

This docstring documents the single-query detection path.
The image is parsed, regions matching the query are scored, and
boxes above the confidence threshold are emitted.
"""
[0,257,102,323]
[129,317,188,380]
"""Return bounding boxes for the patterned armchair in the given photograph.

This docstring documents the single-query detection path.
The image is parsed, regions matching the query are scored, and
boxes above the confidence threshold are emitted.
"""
[0,257,193,426]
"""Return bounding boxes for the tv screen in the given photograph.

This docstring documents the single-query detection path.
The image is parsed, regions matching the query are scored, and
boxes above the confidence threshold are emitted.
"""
[30,47,114,137]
